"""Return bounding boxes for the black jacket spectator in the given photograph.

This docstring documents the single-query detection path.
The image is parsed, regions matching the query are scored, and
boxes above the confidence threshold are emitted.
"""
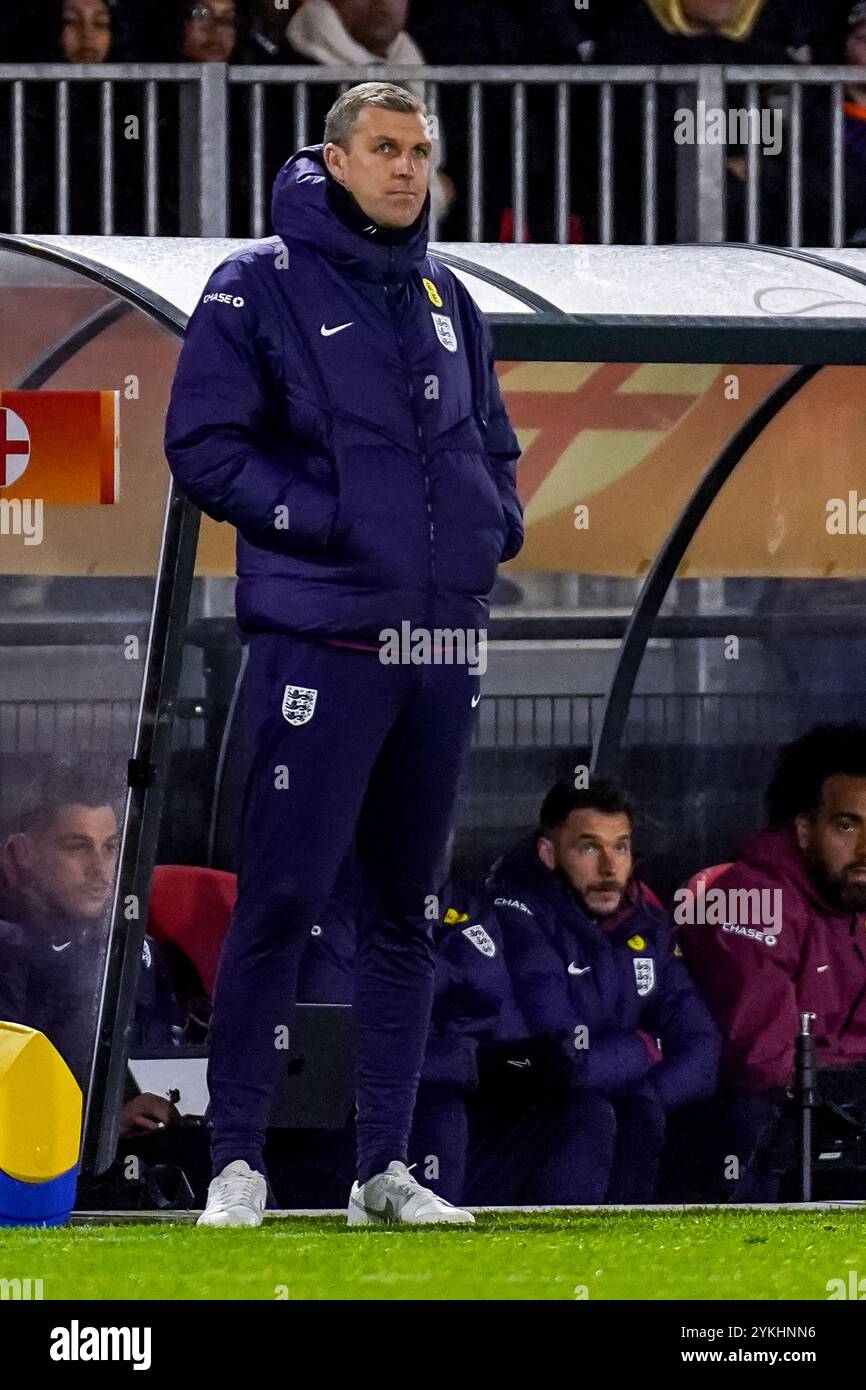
[596,0,811,66]
[0,0,149,234]
[592,1,812,242]
[411,0,596,240]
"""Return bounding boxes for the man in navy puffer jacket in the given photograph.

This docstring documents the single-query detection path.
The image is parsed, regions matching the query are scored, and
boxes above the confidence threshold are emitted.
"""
[164,81,522,1227]
[486,778,719,1202]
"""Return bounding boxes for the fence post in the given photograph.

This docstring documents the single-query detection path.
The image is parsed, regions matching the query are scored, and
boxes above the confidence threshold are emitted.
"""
[676,67,727,243]
[179,63,229,236]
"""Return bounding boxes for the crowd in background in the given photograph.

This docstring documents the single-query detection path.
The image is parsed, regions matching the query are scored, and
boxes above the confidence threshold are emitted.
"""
[3,1,866,242]
[0,1,855,68]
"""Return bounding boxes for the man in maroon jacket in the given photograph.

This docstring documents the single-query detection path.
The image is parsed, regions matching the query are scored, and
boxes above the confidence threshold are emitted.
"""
[680,723,866,1199]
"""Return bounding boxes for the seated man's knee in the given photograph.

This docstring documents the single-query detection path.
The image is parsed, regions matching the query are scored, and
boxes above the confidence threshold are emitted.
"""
[615,1088,667,1144]
[568,1093,619,1155]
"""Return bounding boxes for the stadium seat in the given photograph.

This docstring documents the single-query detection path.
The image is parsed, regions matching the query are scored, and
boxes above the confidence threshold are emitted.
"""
[683,863,734,905]
[147,865,237,999]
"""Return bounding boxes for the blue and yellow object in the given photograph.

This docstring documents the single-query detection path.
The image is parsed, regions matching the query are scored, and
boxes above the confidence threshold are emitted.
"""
[0,1022,82,1226]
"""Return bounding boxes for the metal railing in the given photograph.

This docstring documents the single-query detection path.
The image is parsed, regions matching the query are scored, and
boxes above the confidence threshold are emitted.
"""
[0,688,842,756]
[2,62,864,245]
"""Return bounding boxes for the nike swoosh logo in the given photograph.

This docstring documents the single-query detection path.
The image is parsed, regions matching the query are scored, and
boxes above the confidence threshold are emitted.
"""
[321,322,354,337]
[817,965,829,973]
[506,1059,531,1068]
[568,962,591,976]
[52,941,72,952]
[363,1196,397,1222]
[471,693,481,708]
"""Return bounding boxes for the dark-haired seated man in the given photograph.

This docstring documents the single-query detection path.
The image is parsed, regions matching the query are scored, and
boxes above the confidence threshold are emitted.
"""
[680,723,866,1201]
[0,762,182,1150]
[482,779,719,1204]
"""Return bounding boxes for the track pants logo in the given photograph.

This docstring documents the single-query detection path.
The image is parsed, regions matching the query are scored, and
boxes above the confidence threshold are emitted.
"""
[281,685,317,726]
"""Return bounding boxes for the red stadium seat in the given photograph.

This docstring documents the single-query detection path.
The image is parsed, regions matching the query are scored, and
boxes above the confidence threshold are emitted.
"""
[498,208,586,244]
[684,864,734,903]
[147,864,237,999]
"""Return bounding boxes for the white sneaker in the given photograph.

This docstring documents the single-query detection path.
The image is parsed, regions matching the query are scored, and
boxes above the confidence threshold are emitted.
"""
[196,1160,267,1227]
[348,1161,475,1226]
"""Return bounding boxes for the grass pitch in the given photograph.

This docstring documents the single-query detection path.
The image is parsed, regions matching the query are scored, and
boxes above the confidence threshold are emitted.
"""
[0,1208,862,1300]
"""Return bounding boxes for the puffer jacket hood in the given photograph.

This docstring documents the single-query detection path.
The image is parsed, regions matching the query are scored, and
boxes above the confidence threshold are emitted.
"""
[271,144,431,285]
[165,145,523,643]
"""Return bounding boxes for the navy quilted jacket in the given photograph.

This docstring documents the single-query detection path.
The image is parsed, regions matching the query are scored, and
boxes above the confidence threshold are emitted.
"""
[164,145,523,641]
[488,835,720,1110]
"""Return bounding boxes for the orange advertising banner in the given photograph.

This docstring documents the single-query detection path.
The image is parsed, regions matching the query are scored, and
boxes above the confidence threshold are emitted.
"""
[0,391,119,504]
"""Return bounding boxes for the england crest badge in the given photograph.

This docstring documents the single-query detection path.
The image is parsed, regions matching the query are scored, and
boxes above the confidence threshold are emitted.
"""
[633,957,656,997]
[463,923,496,957]
[281,684,318,726]
[432,312,458,353]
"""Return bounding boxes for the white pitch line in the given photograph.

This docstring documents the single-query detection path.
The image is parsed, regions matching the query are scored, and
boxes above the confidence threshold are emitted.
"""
[68,1199,866,1226]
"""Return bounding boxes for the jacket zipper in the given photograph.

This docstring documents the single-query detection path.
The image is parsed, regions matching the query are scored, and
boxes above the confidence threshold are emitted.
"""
[386,252,435,631]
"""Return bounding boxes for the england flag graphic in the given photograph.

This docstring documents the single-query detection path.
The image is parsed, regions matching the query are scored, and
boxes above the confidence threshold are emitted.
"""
[0,407,30,487]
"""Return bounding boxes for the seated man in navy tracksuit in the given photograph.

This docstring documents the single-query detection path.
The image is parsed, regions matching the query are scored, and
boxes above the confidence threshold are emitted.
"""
[299,842,661,1207]
[483,778,720,1203]
[0,759,184,1158]
[297,851,525,1205]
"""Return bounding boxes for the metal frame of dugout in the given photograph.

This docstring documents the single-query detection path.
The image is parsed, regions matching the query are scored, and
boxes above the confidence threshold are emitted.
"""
[2,233,866,1179]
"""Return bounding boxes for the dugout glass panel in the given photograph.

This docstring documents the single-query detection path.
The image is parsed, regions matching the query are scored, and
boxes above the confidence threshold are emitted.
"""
[0,243,178,1130]
[617,364,866,901]
[453,359,776,888]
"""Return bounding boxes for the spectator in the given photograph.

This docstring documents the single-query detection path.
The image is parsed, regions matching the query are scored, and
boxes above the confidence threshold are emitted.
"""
[60,0,115,62]
[0,760,181,1141]
[288,0,420,65]
[244,0,299,61]
[597,1,810,64]
[842,0,866,242]
[147,2,254,233]
[486,779,719,1203]
[503,0,596,63]
[285,0,454,222]
[679,724,866,1200]
[11,0,123,62]
[176,0,242,62]
[0,0,153,233]
[592,0,814,241]
[772,1,866,244]
[411,0,593,66]
[411,0,595,240]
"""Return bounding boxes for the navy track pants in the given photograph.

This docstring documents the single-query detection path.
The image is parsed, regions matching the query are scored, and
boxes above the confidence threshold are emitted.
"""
[207,631,478,1184]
